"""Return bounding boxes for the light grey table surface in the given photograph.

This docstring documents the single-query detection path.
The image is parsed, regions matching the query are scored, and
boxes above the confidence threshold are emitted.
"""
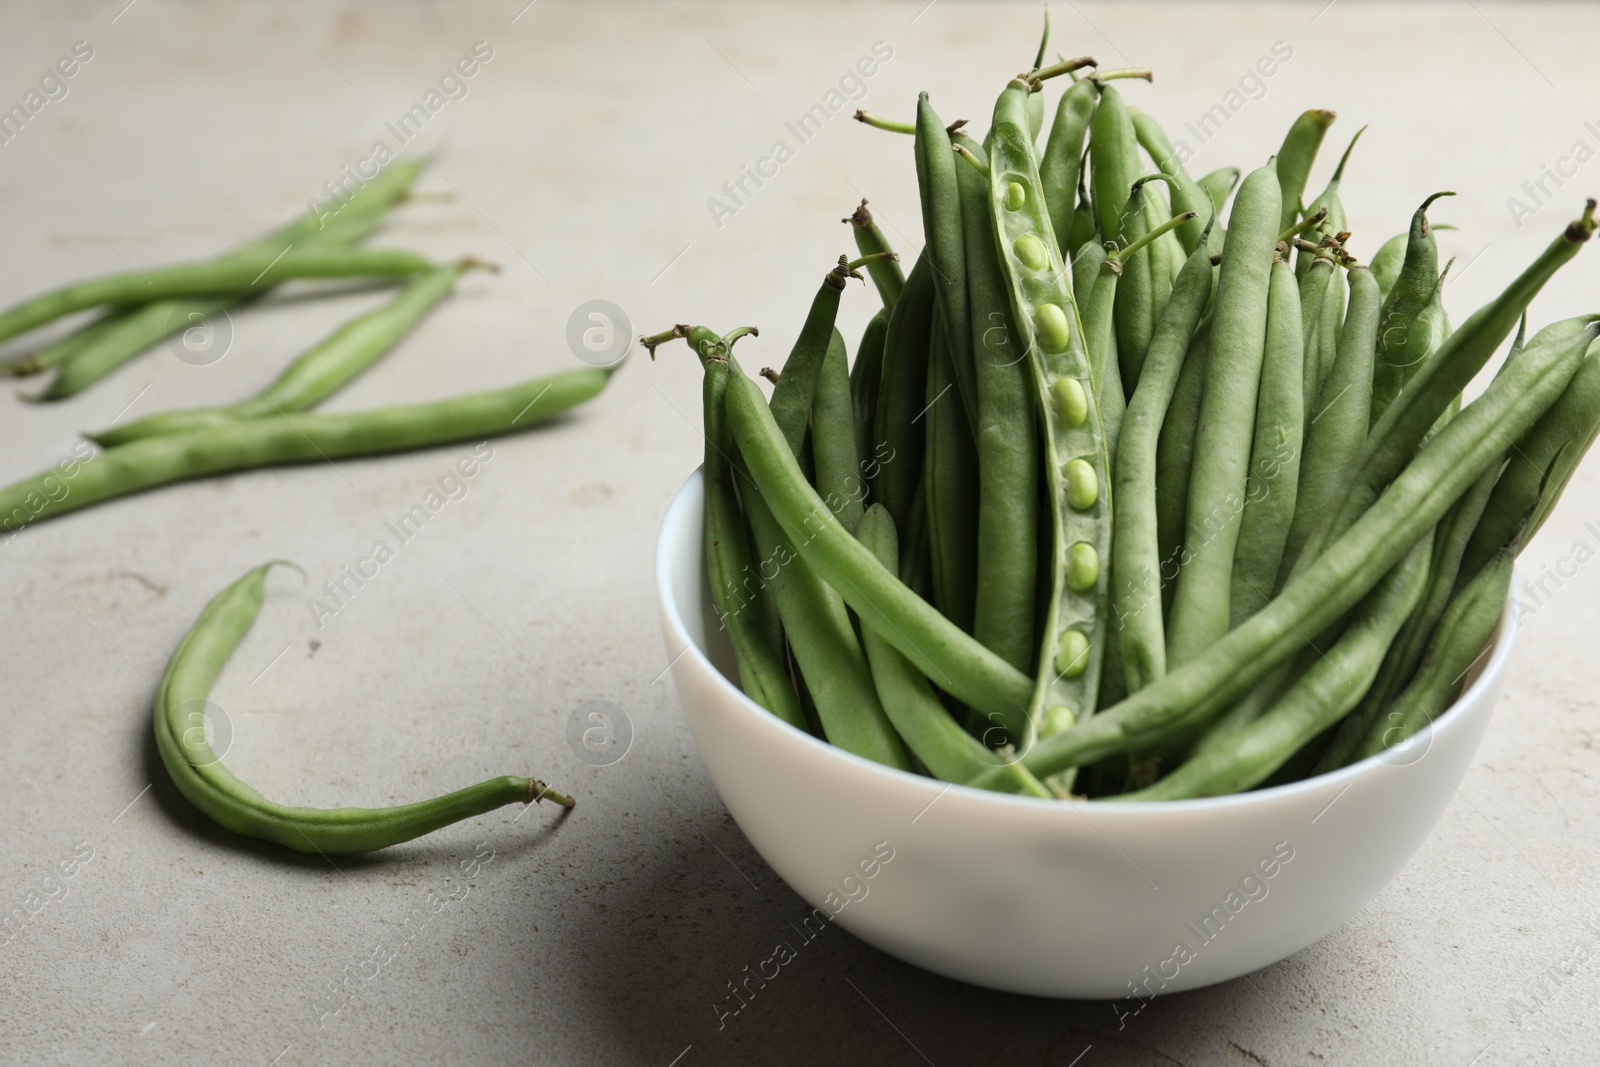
[3,2,1599,1064]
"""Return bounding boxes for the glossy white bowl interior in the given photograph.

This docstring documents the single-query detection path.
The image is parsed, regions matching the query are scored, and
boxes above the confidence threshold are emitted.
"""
[656,470,1516,998]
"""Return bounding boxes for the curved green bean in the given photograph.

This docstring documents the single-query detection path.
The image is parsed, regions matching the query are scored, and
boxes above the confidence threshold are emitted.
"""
[845,200,905,310]
[155,562,573,854]
[1129,106,1212,255]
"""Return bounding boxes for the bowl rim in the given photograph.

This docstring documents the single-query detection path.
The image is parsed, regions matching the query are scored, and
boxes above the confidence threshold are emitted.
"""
[658,467,1519,817]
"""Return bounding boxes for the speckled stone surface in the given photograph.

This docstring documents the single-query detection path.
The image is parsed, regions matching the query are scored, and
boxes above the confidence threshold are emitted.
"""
[3,2,1599,1064]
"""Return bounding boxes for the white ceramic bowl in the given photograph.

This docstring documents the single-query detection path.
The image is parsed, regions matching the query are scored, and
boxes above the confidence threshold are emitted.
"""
[656,470,1517,998]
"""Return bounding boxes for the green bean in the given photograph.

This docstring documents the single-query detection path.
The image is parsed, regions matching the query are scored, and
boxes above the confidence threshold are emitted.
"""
[1352,550,1513,763]
[900,471,935,602]
[0,367,614,540]
[915,94,978,422]
[845,200,905,310]
[812,328,865,532]
[988,76,1122,743]
[855,505,1048,795]
[1196,167,1240,220]
[1089,83,1141,266]
[735,439,911,769]
[967,257,1592,785]
[0,309,127,379]
[1113,175,1173,390]
[1040,79,1099,253]
[724,363,1035,733]
[923,312,980,632]
[1274,108,1336,235]
[1294,205,1596,574]
[1371,192,1455,423]
[956,133,1039,671]
[1457,324,1600,584]
[1112,221,1216,692]
[0,246,430,348]
[90,261,469,446]
[694,330,806,729]
[1,159,424,379]
[1369,231,1409,303]
[1067,152,1099,256]
[874,254,935,534]
[770,255,873,456]
[1278,263,1378,581]
[1129,106,1212,255]
[1154,316,1209,616]
[1295,125,1364,277]
[1164,161,1282,666]
[34,208,408,401]
[1315,460,1499,772]
[1229,245,1305,625]
[155,562,573,854]
[850,309,888,469]
[1124,535,1431,800]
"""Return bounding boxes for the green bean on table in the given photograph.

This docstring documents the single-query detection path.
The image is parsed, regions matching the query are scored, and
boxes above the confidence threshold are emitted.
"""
[0,157,426,383]
[156,562,574,854]
[90,259,473,447]
[0,366,614,540]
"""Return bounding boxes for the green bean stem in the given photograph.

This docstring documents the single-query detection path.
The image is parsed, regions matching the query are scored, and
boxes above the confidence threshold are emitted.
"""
[845,201,905,310]
[156,562,572,854]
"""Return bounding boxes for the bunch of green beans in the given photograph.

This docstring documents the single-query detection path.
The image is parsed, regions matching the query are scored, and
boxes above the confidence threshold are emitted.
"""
[2,157,431,397]
[4,157,623,850]
[672,32,1600,803]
